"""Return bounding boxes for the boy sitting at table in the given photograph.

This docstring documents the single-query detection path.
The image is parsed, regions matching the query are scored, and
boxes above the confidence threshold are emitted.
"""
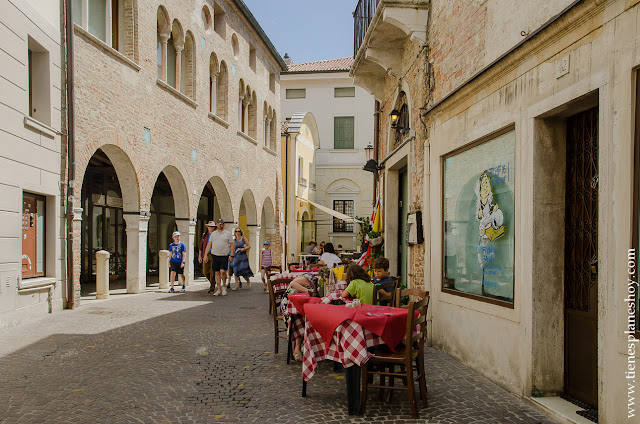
[372,257,395,304]
[341,264,375,305]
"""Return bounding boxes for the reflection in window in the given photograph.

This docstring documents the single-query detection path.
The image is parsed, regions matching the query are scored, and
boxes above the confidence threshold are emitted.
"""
[442,129,515,305]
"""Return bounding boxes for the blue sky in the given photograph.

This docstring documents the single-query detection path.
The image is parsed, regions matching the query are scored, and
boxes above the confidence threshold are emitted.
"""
[242,0,358,64]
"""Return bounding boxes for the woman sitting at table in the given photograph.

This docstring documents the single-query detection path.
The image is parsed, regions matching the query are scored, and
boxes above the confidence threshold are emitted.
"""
[317,243,341,269]
[280,273,316,361]
[341,264,375,305]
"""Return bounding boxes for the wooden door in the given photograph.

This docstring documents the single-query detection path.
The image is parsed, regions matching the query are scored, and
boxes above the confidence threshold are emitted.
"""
[564,106,599,407]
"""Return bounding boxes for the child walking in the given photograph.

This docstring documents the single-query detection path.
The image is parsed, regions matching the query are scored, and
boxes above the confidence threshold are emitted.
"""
[260,240,273,292]
[169,231,187,292]
[341,263,375,305]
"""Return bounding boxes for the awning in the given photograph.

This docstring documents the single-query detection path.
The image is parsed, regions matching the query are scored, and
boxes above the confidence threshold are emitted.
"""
[296,197,364,224]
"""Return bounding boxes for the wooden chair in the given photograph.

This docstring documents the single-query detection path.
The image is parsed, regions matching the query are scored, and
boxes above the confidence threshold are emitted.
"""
[394,288,428,308]
[360,294,429,418]
[265,265,282,314]
[267,279,293,362]
[373,277,400,306]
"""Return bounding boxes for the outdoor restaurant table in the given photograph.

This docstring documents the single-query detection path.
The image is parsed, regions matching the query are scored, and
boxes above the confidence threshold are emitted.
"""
[284,281,347,340]
[299,302,412,415]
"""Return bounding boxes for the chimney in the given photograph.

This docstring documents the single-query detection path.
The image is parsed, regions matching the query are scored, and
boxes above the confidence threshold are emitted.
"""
[283,53,292,67]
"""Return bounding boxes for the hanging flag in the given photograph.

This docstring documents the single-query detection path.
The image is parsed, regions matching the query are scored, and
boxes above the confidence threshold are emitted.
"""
[372,199,382,232]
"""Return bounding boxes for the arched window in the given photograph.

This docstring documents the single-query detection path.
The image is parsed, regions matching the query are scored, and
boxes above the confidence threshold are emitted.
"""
[263,103,269,147]
[201,5,212,33]
[73,0,137,60]
[238,79,246,133]
[231,33,239,58]
[217,61,228,119]
[182,31,195,98]
[209,53,219,114]
[248,91,257,139]
[170,20,183,90]
[270,111,277,151]
[156,7,174,83]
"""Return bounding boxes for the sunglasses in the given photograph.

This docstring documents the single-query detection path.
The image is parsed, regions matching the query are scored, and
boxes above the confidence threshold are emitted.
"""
[235,230,241,232]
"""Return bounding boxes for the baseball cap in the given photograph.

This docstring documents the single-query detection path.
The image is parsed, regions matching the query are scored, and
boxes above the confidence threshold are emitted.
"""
[217,219,225,224]
[206,221,216,227]
[263,241,270,245]
[172,231,181,237]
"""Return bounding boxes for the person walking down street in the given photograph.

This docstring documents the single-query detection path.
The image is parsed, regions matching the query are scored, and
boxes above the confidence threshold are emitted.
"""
[260,241,273,292]
[232,228,253,290]
[203,219,235,296]
[198,221,216,293]
[168,231,187,293]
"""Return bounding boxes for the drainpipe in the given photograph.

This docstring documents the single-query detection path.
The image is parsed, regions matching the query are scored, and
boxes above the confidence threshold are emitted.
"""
[65,0,76,309]
[373,101,380,207]
[284,133,290,266]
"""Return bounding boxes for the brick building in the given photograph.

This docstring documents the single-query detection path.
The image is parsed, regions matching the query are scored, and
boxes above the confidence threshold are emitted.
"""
[352,0,640,422]
[67,0,286,302]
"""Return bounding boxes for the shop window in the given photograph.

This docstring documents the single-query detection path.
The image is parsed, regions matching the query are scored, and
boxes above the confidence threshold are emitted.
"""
[442,128,515,306]
[333,200,354,233]
[334,116,354,149]
[334,87,355,98]
[22,193,46,278]
[27,37,51,126]
[286,88,306,99]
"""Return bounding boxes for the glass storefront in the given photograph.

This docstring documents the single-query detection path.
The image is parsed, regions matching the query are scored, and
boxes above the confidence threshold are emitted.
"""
[442,128,515,305]
[81,152,126,285]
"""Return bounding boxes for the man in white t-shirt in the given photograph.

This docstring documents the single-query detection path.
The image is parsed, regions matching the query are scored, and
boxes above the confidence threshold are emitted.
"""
[204,219,235,296]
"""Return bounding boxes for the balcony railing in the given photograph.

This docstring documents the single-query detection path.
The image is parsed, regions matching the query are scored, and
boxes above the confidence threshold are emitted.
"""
[353,0,380,57]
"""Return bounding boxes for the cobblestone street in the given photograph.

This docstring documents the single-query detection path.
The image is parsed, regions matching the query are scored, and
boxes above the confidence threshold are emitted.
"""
[0,279,555,424]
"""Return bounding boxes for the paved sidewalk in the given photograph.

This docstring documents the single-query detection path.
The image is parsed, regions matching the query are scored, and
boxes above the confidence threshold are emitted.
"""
[0,279,555,423]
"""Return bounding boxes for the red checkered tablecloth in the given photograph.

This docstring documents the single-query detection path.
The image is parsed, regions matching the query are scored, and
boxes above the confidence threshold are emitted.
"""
[285,282,349,340]
[302,319,382,381]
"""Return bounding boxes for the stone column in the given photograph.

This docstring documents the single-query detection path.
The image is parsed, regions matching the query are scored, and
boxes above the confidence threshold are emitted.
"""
[123,213,149,294]
[160,34,169,81]
[158,250,170,289]
[175,45,183,92]
[176,219,196,286]
[211,74,217,113]
[96,250,110,299]
[252,227,260,272]
[72,207,83,307]
[238,96,244,131]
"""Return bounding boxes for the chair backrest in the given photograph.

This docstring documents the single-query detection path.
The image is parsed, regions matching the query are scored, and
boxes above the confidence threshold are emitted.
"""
[268,278,291,317]
[395,288,428,308]
[373,277,400,305]
[266,265,282,277]
[405,294,430,357]
[287,262,300,271]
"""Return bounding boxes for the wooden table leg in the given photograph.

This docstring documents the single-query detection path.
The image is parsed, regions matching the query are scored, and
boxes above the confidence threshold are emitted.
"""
[345,365,362,415]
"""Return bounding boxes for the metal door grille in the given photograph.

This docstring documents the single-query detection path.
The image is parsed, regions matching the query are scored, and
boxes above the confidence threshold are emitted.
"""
[565,108,598,312]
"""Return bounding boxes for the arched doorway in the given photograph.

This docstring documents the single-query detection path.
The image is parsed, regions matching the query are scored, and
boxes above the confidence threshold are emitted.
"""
[80,149,128,295]
[238,189,258,270]
[146,166,190,283]
[195,182,215,278]
[259,197,276,266]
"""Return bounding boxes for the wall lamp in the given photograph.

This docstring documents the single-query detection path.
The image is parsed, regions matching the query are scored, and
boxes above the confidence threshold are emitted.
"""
[389,109,401,128]
[363,143,383,173]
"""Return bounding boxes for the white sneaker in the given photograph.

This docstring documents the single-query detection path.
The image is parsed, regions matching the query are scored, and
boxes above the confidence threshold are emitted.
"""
[213,289,221,296]
[221,287,227,296]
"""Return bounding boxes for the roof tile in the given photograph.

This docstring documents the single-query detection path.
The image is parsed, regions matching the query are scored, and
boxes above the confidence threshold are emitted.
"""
[284,57,354,73]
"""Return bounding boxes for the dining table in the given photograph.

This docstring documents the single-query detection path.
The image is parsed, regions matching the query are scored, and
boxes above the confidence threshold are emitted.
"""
[288,294,414,415]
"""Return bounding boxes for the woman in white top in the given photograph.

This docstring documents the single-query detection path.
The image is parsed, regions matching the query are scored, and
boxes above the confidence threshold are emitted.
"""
[318,243,341,269]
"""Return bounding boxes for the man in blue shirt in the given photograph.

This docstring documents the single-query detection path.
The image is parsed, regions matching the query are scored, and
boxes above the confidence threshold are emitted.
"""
[169,231,187,292]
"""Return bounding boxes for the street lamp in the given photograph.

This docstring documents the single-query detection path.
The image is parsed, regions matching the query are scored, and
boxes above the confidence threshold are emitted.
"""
[389,109,401,128]
[363,143,381,173]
